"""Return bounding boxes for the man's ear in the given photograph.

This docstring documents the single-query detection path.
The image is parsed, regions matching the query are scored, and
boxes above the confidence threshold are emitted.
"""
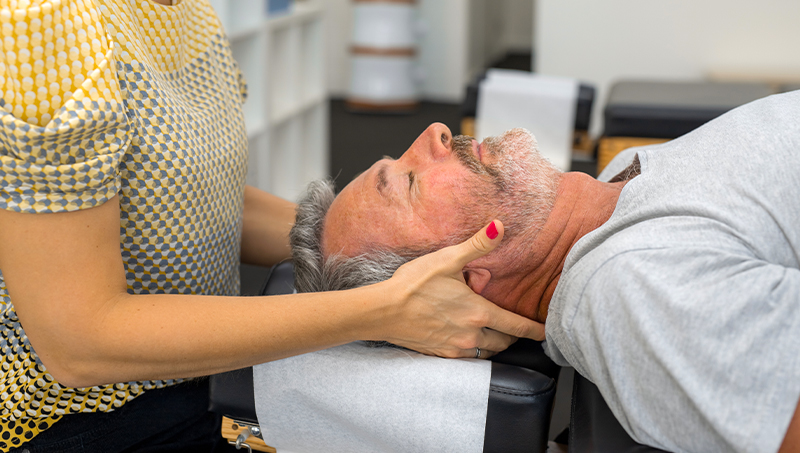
[462,268,492,294]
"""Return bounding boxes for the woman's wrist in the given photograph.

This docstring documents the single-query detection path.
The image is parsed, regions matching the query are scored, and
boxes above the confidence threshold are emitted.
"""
[347,279,403,343]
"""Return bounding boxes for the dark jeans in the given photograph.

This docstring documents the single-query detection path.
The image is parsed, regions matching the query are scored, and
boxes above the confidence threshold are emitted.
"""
[12,380,239,453]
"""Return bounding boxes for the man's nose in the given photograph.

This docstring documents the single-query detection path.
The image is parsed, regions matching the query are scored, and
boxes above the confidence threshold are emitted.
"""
[424,123,453,160]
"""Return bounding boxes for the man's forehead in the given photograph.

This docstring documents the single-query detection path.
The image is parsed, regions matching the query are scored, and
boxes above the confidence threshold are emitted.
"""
[321,170,384,257]
[321,178,357,257]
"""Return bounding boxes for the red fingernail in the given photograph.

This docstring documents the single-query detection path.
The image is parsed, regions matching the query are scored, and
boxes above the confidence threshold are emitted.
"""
[486,221,498,239]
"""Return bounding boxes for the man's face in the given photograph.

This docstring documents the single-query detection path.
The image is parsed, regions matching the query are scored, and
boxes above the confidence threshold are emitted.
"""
[322,123,546,258]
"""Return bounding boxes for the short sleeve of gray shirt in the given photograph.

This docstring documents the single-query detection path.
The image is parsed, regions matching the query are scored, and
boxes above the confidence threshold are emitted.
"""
[544,90,800,453]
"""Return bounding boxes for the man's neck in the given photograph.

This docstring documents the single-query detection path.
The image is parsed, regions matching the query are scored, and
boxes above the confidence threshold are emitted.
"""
[483,172,628,322]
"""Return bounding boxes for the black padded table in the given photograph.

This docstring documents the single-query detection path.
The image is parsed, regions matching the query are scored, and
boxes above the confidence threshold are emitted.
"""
[603,80,773,139]
[597,80,776,174]
[569,373,668,453]
[210,262,560,453]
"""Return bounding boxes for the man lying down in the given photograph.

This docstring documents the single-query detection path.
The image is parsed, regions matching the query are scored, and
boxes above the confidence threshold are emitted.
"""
[289,89,800,453]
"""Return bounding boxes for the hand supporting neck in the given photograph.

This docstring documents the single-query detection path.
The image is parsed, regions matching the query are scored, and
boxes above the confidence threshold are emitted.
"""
[478,172,629,322]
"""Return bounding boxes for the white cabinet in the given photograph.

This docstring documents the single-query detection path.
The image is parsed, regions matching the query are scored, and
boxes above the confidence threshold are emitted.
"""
[210,0,329,202]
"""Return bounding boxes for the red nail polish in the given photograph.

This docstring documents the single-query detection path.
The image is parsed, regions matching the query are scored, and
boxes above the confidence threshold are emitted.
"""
[486,221,498,239]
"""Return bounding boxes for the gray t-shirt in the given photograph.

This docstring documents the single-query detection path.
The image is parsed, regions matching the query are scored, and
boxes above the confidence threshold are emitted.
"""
[544,90,800,453]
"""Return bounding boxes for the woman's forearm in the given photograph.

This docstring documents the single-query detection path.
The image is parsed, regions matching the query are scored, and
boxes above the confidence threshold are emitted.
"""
[41,286,388,388]
[0,194,330,388]
[240,185,296,267]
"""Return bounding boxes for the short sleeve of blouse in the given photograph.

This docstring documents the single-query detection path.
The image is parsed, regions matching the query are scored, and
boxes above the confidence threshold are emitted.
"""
[0,0,130,213]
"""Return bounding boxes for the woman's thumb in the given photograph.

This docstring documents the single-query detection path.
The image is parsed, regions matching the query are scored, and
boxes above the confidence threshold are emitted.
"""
[449,220,504,268]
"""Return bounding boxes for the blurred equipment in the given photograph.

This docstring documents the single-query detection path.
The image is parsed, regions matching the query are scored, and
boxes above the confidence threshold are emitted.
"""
[348,0,420,112]
[597,80,773,173]
[462,71,595,172]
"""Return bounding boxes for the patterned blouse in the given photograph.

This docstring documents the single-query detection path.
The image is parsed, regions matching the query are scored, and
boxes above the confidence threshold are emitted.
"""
[0,0,248,449]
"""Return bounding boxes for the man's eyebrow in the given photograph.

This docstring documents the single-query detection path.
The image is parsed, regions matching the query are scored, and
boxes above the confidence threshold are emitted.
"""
[375,164,388,197]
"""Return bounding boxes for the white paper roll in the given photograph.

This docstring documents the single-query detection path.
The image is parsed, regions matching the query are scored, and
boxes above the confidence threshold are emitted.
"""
[476,69,579,171]
[349,55,419,102]
[253,342,491,453]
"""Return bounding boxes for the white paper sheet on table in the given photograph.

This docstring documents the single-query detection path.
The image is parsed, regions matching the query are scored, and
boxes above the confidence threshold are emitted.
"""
[476,69,578,171]
[253,341,492,453]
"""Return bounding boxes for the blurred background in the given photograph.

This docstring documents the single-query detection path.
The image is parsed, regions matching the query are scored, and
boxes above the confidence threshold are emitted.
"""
[211,0,799,202]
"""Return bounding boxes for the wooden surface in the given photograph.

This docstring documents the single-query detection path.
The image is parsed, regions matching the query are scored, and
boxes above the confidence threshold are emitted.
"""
[573,130,594,153]
[352,46,416,57]
[346,99,419,112]
[221,417,275,453]
[547,441,569,453]
[597,136,669,174]
[461,117,476,137]
[220,415,567,452]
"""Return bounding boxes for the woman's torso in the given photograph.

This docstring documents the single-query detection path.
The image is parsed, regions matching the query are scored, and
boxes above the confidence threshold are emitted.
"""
[0,0,247,448]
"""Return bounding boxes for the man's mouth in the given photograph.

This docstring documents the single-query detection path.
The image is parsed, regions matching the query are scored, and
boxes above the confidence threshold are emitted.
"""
[472,139,482,163]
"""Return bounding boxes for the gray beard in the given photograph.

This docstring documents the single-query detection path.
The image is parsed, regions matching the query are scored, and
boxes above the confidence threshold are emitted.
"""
[446,129,560,250]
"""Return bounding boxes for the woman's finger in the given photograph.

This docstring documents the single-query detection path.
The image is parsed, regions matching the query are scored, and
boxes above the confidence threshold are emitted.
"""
[479,328,521,353]
[484,304,546,341]
[434,220,505,274]
[459,348,497,360]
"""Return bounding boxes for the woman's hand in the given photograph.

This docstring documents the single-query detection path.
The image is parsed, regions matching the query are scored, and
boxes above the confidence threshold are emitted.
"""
[375,220,546,359]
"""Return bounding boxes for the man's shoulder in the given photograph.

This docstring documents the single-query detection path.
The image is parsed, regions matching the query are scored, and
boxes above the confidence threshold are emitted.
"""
[552,219,756,334]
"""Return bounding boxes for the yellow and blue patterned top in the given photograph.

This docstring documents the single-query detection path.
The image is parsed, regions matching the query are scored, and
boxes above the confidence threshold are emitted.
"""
[0,0,248,449]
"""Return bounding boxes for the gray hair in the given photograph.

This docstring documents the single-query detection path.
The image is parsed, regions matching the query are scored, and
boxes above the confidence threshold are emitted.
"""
[290,179,416,294]
[291,180,425,349]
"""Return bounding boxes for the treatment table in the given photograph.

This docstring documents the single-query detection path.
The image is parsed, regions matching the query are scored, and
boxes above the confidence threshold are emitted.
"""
[209,261,561,453]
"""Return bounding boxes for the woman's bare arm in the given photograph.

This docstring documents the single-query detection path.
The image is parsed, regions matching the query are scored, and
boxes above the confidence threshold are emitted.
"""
[0,198,544,388]
[240,185,296,267]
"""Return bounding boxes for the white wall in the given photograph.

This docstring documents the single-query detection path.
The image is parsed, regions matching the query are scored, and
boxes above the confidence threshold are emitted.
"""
[420,0,533,101]
[322,0,352,98]
[418,0,471,102]
[467,0,532,80]
[502,0,534,52]
[536,0,800,135]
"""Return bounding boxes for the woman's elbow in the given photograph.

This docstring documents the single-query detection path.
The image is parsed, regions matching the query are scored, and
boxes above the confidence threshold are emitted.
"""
[20,293,132,388]
[35,344,109,389]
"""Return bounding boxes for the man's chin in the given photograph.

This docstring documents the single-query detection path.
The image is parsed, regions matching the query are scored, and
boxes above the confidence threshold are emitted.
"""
[483,128,537,157]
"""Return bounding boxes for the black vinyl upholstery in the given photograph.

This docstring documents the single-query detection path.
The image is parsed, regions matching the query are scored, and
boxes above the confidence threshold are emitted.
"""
[569,373,668,453]
[209,261,558,453]
[603,81,773,139]
[208,366,258,424]
[485,362,556,453]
